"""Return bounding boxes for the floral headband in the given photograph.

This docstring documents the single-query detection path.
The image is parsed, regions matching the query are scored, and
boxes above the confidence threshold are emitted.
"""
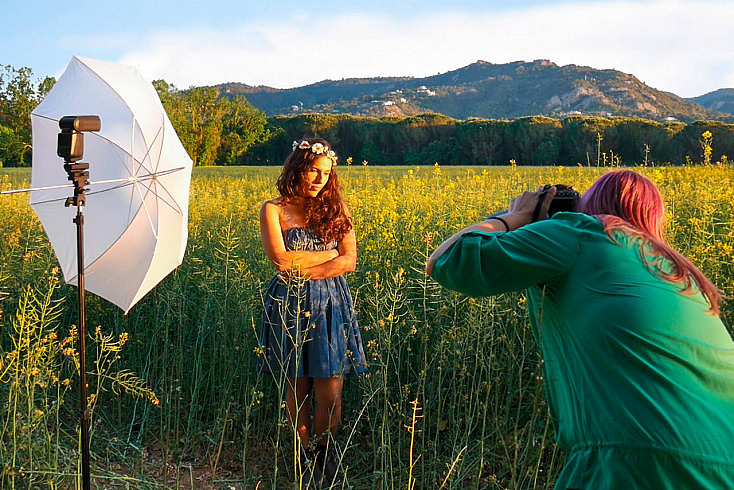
[292,140,338,164]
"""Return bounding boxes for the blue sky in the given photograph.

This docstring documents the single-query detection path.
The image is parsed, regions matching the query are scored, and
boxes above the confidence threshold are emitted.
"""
[2,0,733,98]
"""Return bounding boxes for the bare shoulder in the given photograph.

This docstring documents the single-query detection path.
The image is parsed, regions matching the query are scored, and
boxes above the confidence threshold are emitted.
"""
[260,198,284,220]
[340,199,353,217]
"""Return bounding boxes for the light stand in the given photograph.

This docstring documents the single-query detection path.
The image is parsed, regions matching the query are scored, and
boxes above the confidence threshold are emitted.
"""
[57,115,100,490]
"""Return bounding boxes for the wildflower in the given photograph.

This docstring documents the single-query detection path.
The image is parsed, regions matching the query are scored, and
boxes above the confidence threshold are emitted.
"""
[118,332,129,346]
[62,378,71,386]
[148,393,160,406]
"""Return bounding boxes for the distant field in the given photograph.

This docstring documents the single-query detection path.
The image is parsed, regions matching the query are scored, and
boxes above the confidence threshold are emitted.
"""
[1,165,732,488]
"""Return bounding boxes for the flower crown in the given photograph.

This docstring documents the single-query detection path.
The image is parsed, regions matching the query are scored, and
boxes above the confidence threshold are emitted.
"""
[292,140,338,164]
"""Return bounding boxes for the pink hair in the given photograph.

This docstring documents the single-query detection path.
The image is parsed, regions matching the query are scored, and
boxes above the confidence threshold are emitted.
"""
[577,170,722,316]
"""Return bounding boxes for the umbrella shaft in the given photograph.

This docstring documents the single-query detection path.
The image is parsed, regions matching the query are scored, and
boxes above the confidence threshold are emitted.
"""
[75,206,91,490]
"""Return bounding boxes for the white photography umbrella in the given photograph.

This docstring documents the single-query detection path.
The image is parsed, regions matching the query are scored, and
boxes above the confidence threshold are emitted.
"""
[30,56,192,313]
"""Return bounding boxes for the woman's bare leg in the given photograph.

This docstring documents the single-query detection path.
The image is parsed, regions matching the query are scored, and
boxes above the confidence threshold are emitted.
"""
[286,376,313,450]
[312,376,344,445]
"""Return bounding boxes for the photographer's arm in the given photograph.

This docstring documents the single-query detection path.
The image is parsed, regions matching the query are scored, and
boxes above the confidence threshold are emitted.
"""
[426,220,504,276]
[260,201,339,272]
[426,187,555,276]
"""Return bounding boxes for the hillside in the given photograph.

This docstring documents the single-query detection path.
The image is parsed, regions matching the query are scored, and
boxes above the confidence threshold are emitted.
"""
[688,88,734,116]
[216,60,733,123]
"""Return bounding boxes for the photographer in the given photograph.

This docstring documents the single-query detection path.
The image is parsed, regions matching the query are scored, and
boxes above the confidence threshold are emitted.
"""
[426,170,734,488]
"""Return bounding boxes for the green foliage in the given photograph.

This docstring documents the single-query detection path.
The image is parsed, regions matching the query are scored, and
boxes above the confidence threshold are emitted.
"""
[0,65,54,167]
[248,114,734,167]
[0,278,158,487]
[153,81,273,166]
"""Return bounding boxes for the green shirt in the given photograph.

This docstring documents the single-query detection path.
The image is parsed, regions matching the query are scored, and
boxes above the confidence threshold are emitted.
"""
[432,212,734,489]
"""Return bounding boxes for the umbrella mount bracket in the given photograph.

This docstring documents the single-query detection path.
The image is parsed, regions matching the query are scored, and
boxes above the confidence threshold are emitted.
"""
[63,162,90,207]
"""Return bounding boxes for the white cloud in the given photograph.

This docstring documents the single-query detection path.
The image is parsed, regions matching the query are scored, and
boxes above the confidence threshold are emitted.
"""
[118,0,734,97]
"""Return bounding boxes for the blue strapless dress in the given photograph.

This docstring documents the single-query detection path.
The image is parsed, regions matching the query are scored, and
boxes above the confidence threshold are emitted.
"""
[259,227,368,378]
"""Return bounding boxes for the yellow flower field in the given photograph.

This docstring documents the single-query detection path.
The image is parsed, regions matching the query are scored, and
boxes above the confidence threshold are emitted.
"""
[0,165,732,488]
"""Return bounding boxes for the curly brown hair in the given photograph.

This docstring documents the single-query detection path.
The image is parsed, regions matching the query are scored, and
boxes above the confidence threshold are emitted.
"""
[277,138,352,243]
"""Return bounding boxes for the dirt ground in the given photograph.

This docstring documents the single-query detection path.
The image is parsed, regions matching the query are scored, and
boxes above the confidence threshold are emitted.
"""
[94,444,278,489]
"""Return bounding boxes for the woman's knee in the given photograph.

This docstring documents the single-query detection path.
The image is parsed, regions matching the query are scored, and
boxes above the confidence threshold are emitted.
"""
[313,378,343,408]
[315,390,341,409]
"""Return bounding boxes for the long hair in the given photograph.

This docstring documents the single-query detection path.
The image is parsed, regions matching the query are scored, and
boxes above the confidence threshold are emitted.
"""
[277,138,352,243]
[577,169,722,315]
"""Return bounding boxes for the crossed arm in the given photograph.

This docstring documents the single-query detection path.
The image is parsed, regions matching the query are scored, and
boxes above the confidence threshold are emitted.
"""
[260,201,357,280]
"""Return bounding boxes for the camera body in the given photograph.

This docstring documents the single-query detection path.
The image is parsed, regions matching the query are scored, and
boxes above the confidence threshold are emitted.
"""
[488,184,581,223]
[533,184,580,221]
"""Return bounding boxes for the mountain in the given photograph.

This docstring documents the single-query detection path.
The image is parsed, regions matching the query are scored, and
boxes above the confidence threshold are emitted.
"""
[687,88,734,116]
[216,60,734,123]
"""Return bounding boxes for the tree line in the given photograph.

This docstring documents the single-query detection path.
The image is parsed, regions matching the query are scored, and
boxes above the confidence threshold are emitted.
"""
[2,64,732,167]
[244,113,734,167]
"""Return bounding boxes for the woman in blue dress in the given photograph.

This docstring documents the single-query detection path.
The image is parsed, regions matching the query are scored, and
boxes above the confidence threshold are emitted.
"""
[259,138,367,486]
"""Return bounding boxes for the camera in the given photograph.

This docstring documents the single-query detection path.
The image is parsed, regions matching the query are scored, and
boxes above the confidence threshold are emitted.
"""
[488,184,581,223]
[532,184,580,221]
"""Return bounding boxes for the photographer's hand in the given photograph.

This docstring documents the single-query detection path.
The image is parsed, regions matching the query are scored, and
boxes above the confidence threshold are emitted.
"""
[503,186,556,230]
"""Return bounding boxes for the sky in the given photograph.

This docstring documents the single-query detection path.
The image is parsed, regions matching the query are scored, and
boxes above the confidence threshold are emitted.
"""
[2,0,733,98]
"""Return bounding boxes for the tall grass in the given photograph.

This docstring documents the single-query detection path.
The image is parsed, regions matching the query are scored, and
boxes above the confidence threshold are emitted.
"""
[0,164,732,488]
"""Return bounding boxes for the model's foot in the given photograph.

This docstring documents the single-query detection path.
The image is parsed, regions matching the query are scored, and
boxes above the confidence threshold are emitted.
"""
[299,450,318,488]
[314,445,344,488]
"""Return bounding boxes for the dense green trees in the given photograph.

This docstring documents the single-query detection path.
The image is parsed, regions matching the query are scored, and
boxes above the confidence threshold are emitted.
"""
[242,113,734,166]
[0,65,54,166]
[153,81,274,166]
